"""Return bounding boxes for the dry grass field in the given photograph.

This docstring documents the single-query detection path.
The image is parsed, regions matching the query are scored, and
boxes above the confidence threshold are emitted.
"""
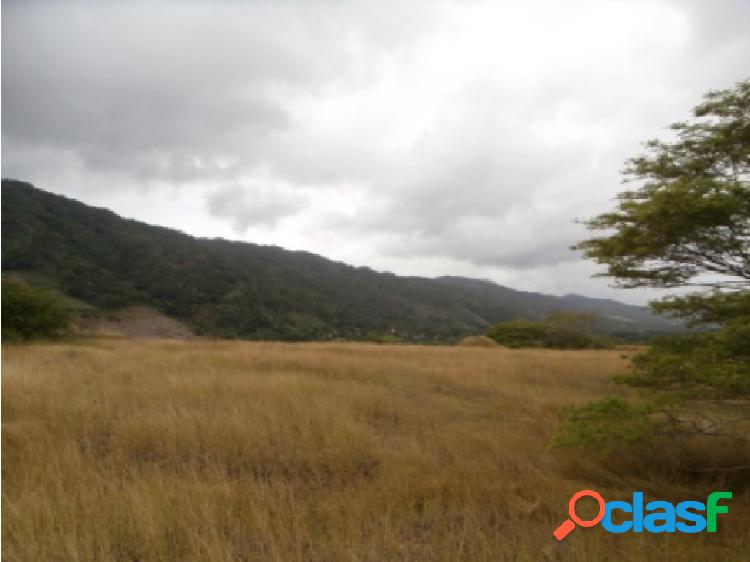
[2,340,748,561]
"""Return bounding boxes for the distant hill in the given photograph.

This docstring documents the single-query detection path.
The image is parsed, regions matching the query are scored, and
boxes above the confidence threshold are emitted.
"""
[1,179,679,341]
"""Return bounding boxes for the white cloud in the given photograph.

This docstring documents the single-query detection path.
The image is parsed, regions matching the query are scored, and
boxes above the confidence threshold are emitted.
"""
[207,182,308,231]
[3,0,749,304]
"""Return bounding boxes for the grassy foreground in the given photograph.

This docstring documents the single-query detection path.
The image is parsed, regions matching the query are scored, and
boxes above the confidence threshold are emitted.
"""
[2,340,747,561]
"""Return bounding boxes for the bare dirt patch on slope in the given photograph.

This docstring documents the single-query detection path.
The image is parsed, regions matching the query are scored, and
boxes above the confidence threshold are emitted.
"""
[76,306,195,339]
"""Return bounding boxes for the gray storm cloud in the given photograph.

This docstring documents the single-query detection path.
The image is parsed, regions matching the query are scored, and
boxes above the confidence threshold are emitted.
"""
[207,183,308,231]
[2,0,749,300]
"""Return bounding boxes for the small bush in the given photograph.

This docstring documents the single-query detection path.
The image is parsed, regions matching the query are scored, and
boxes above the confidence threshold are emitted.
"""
[2,278,71,342]
[553,397,658,452]
[365,331,403,344]
[486,320,547,348]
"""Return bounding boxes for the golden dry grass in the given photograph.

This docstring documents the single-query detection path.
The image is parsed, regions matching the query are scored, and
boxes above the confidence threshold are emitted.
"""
[2,340,747,561]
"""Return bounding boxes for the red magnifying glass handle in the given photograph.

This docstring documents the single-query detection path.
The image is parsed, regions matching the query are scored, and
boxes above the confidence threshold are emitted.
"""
[553,518,576,541]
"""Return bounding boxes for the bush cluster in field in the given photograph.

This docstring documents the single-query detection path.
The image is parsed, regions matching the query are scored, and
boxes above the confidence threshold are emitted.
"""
[486,312,613,349]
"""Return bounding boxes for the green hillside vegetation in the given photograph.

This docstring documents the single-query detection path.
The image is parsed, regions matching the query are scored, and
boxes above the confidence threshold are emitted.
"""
[2,180,677,342]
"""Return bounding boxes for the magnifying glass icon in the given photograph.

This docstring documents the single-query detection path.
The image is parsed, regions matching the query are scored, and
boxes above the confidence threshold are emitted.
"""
[553,490,606,541]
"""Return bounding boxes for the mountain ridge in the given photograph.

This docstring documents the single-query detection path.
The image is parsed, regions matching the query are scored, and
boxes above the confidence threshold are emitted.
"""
[1,179,677,341]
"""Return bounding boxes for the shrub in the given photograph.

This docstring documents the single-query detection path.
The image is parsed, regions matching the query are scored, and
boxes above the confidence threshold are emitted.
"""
[486,320,547,348]
[2,278,71,342]
[553,397,658,452]
[485,312,611,349]
[618,317,750,399]
[365,331,403,344]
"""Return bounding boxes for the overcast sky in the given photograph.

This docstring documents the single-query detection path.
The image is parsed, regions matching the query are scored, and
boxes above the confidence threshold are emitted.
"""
[3,0,749,304]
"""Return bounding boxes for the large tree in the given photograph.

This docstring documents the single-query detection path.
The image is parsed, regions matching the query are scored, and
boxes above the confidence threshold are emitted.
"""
[559,80,750,470]
[575,79,749,291]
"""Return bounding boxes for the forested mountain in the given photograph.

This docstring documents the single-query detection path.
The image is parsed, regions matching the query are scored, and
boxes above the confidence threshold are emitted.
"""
[1,180,678,341]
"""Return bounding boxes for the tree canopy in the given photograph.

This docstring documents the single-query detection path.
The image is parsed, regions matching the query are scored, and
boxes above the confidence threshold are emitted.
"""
[574,79,750,290]
[559,79,750,471]
[576,79,750,399]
